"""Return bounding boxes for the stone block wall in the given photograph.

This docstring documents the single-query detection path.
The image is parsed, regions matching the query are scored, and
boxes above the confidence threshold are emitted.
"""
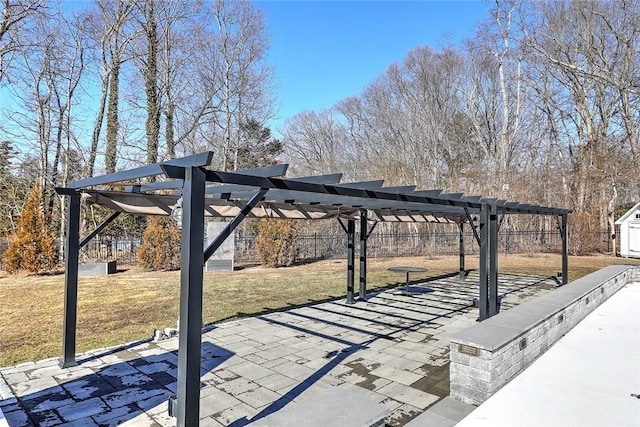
[449,265,640,405]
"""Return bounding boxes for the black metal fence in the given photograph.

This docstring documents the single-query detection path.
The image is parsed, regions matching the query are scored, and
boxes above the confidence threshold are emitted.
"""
[235,229,569,263]
[0,230,615,270]
[78,239,142,265]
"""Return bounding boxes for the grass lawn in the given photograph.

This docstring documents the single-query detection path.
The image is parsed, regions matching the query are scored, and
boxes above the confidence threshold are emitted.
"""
[1,253,639,367]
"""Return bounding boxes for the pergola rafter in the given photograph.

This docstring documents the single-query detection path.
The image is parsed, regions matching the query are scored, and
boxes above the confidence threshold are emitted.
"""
[55,152,571,427]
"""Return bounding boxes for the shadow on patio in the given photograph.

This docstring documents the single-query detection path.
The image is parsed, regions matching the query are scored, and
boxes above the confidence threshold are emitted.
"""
[0,273,556,426]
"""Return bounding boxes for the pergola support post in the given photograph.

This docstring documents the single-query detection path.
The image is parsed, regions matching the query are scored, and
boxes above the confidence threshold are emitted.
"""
[489,203,499,316]
[175,166,206,427]
[478,203,489,321]
[346,219,356,304]
[60,190,81,368]
[561,214,568,285]
[359,210,368,301]
[459,222,465,280]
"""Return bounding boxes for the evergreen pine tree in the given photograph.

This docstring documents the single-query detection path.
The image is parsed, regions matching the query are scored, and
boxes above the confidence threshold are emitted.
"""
[137,216,181,270]
[3,184,58,273]
[255,218,299,267]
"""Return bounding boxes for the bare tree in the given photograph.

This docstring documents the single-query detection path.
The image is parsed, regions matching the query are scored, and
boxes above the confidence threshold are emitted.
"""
[0,140,26,235]
[282,109,350,177]
[458,0,529,195]
[161,6,221,159]
[136,0,214,161]
[513,0,640,253]
[385,46,473,189]
[84,0,135,176]
[160,0,177,159]
[330,45,473,189]
[136,0,159,167]
[211,0,275,171]
[2,3,86,244]
[0,0,44,84]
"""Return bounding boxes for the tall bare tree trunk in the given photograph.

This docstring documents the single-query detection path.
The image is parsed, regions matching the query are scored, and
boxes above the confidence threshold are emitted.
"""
[143,0,159,169]
[105,60,119,174]
[98,0,134,175]
[88,69,109,178]
[165,99,175,159]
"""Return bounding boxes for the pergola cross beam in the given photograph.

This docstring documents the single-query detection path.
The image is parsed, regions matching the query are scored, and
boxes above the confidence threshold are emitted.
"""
[68,152,213,189]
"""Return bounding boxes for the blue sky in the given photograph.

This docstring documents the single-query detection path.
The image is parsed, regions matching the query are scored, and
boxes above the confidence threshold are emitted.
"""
[257,1,491,131]
[0,0,491,152]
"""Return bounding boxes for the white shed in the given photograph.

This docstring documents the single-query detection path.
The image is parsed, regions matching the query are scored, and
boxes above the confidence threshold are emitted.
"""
[615,203,640,258]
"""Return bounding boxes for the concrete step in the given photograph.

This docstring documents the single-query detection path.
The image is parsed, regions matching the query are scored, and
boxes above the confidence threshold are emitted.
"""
[405,397,476,427]
[247,386,389,427]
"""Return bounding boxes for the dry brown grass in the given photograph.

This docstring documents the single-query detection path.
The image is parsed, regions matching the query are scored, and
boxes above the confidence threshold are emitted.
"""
[1,253,639,367]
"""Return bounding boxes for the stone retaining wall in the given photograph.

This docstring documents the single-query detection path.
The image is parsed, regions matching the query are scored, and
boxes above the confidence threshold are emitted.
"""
[449,265,640,405]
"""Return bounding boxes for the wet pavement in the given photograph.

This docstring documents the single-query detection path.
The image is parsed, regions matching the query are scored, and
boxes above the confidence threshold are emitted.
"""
[0,273,556,426]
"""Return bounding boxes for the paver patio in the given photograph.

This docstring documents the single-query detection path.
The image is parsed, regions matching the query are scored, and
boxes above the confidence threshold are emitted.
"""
[0,273,557,426]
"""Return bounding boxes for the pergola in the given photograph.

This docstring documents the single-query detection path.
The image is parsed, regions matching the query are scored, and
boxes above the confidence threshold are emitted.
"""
[55,152,571,426]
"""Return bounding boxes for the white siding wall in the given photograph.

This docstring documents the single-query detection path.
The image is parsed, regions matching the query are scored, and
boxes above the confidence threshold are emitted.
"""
[617,205,640,259]
[620,219,630,257]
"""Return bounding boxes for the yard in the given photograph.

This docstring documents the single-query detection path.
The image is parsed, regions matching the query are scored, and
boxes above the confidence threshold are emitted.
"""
[1,253,639,367]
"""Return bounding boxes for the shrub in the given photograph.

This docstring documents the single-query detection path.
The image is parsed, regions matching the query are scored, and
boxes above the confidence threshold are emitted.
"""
[568,210,601,255]
[3,185,58,273]
[137,216,181,271]
[255,219,299,267]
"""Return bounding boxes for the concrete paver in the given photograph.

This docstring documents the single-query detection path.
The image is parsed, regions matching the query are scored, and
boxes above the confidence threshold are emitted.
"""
[0,273,556,426]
